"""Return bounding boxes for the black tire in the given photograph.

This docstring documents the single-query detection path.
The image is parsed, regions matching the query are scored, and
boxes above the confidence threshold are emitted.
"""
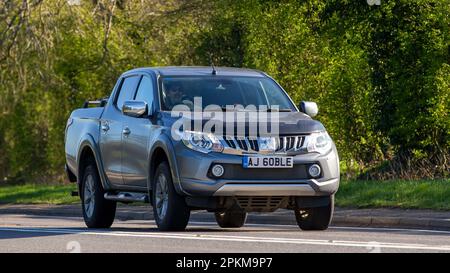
[151,161,190,231]
[214,210,247,228]
[81,163,116,228]
[294,195,334,231]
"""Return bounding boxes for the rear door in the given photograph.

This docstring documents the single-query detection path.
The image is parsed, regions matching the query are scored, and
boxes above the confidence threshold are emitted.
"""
[100,75,141,185]
[121,74,158,188]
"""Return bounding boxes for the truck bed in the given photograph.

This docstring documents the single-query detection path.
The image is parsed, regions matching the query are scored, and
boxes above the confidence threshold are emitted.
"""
[65,107,105,178]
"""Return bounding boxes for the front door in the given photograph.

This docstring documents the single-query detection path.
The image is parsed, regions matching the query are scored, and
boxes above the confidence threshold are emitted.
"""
[121,75,157,188]
[100,75,141,185]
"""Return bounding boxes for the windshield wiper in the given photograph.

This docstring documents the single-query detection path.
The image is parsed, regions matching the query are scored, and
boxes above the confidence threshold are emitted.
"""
[214,107,293,112]
[266,108,292,112]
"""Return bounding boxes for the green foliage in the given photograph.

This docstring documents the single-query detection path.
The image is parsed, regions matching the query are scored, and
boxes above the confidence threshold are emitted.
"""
[0,183,78,204]
[0,0,448,182]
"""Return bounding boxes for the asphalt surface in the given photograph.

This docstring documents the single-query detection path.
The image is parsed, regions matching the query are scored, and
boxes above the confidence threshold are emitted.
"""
[0,213,449,253]
[2,204,449,230]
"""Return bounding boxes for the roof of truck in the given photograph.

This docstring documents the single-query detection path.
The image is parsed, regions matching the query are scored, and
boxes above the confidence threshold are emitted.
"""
[126,66,267,77]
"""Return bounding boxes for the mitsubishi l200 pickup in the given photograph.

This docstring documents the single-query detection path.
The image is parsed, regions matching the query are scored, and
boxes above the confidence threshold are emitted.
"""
[64,66,340,231]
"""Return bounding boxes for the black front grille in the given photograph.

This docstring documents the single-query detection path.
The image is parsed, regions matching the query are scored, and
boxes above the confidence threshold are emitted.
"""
[224,138,236,149]
[224,137,259,151]
[235,196,286,212]
[222,135,305,153]
[279,136,304,151]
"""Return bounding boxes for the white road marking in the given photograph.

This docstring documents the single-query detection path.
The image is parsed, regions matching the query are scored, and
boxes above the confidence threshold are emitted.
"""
[4,214,450,235]
[189,221,450,235]
[330,225,450,235]
[0,227,449,251]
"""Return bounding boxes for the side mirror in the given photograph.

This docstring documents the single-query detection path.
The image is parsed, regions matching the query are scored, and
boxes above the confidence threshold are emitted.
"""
[299,101,318,117]
[122,101,148,118]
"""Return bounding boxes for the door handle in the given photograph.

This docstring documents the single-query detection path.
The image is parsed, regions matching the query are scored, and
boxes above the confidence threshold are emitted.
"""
[101,122,110,132]
[122,127,131,135]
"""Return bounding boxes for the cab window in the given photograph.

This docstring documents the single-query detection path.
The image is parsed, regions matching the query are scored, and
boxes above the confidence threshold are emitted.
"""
[134,76,154,107]
[116,75,141,110]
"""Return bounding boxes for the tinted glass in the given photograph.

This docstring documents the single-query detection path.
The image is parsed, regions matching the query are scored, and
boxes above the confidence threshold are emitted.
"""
[134,76,154,106]
[116,76,140,110]
[161,76,295,111]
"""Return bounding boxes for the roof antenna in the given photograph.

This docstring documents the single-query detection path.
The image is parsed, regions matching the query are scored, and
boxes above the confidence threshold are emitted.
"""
[209,54,217,75]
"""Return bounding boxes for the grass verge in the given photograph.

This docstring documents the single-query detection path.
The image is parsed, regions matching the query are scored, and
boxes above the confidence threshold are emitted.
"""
[336,179,450,210]
[0,183,78,205]
[0,179,449,210]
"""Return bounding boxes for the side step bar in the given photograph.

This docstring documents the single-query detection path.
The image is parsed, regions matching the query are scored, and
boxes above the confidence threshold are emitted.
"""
[104,192,149,203]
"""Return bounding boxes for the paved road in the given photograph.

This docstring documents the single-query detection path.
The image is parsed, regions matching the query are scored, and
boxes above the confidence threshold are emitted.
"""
[0,214,449,253]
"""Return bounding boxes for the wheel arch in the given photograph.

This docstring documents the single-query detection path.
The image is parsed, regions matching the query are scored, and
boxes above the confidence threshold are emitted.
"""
[148,136,187,196]
[76,134,111,193]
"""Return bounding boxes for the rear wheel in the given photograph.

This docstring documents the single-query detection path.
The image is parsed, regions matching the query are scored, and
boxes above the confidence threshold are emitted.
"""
[294,195,334,231]
[151,161,190,231]
[215,210,247,228]
[81,163,116,228]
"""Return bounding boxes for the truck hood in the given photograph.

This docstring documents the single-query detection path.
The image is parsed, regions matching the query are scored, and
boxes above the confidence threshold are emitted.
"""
[159,111,325,136]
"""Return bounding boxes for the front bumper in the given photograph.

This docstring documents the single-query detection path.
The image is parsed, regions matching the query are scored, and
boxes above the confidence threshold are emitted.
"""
[174,142,340,197]
[212,178,339,196]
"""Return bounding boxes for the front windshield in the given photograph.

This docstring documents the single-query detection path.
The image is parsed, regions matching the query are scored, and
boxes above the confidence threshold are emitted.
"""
[160,76,296,111]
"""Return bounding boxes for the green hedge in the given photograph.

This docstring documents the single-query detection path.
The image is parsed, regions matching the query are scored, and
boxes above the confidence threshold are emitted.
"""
[0,0,448,182]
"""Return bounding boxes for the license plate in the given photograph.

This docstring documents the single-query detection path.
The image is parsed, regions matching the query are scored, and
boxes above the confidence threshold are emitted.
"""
[242,156,293,168]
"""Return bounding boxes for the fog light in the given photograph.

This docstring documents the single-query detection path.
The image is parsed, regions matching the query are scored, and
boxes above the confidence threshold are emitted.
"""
[211,164,224,177]
[308,164,321,178]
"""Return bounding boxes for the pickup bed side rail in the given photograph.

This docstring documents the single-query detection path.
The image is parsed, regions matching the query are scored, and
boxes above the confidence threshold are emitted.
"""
[82,97,109,108]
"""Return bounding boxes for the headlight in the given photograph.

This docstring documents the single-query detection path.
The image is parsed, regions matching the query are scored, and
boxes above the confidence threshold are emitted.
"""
[305,131,332,154]
[180,131,224,153]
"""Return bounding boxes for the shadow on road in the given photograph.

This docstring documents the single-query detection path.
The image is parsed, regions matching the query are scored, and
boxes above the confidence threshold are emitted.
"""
[0,214,448,241]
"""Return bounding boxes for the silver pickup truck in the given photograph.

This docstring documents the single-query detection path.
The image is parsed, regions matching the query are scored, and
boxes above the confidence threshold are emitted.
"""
[65,66,340,231]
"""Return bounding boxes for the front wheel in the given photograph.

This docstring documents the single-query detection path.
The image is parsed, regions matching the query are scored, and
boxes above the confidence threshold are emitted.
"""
[81,163,116,228]
[215,210,247,228]
[294,195,334,231]
[151,161,190,231]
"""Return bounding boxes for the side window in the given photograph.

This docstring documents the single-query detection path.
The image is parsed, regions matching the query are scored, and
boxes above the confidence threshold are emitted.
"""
[116,76,141,110]
[134,76,154,107]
